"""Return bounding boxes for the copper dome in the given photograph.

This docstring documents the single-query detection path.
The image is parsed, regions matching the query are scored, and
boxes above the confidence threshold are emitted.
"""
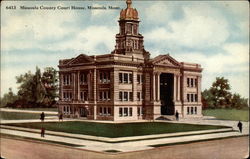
[120,0,139,20]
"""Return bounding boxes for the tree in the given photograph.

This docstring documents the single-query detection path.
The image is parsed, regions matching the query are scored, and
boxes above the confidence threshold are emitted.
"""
[231,93,248,109]
[0,88,18,107]
[202,77,249,109]
[209,77,232,108]
[16,67,58,107]
[41,67,59,107]
[201,89,216,109]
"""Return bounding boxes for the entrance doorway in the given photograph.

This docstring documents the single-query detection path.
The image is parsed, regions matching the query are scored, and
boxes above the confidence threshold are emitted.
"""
[160,73,174,115]
[79,107,88,117]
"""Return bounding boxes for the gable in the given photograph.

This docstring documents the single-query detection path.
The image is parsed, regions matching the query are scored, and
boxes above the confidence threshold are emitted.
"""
[152,55,180,67]
[67,54,94,65]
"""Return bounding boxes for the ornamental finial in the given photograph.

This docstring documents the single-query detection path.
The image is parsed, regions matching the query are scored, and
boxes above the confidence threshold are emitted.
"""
[126,0,132,8]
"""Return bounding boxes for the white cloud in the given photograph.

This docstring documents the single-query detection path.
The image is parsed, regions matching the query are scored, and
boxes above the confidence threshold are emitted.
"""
[144,2,172,24]
[1,8,77,51]
[173,42,249,97]
[145,4,230,48]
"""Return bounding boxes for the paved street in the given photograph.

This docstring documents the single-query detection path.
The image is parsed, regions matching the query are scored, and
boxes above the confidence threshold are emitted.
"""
[1,136,248,159]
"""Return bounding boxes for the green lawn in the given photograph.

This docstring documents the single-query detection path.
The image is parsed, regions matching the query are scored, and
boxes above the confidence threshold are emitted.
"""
[6,121,230,138]
[5,107,58,112]
[0,111,55,120]
[203,108,249,122]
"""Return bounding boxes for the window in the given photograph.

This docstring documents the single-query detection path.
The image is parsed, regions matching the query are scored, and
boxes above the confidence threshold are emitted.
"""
[195,94,198,102]
[108,108,111,115]
[124,92,128,101]
[191,107,194,114]
[100,72,103,83]
[99,72,110,83]
[99,91,110,101]
[63,92,72,101]
[104,91,107,99]
[63,74,71,85]
[194,79,197,87]
[124,73,128,83]
[119,92,123,101]
[119,72,133,84]
[191,94,194,102]
[129,92,133,101]
[187,94,190,102]
[187,107,190,114]
[99,92,103,100]
[80,73,87,84]
[80,91,87,101]
[191,79,194,87]
[137,92,141,101]
[137,75,140,84]
[119,108,122,117]
[107,91,110,100]
[100,107,103,115]
[129,108,133,116]
[137,107,141,116]
[194,107,197,114]
[119,73,123,83]
[124,108,128,116]
[129,73,133,83]
[187,78,190,87]
[104,107,107,115]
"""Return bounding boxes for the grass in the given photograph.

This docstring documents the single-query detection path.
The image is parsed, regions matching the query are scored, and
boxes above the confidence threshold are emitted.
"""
[203,108,249,122]
[5,121,230,138]
[0,111,55,120]
[4,107,58,112]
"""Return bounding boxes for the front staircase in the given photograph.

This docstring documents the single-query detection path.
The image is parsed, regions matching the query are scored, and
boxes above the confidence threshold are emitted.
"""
[156,115,176,121]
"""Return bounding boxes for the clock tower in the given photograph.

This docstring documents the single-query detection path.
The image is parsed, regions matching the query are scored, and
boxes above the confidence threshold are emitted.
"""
[112,0,150,60]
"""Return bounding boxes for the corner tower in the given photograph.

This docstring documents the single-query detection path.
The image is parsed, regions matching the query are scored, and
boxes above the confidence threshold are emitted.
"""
[112,0,150,60]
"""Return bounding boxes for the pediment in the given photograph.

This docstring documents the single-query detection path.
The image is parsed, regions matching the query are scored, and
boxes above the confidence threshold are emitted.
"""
[68,54,94,65]
[152,55,180,67]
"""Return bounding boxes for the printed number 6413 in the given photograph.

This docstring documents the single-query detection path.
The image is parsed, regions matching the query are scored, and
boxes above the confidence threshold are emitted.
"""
[6,6,16,9]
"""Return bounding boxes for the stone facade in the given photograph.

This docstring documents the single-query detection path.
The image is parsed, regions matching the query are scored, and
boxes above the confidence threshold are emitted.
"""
[57,0,203,121]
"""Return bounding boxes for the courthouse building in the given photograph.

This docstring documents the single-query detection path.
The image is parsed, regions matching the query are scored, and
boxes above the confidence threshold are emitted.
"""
[58,0,203,121]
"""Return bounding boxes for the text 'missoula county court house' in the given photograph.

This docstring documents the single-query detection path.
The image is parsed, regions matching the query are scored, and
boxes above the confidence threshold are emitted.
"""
[58,0,203,121]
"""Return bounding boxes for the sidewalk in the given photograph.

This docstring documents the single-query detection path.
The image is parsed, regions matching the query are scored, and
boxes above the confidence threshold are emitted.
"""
[0,118,248,153]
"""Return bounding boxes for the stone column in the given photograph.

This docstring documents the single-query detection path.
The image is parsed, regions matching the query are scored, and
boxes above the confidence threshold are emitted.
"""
[132,71,137,101]
[72,72,76,100]
[152,72,156,101]
[182,75,187,102]
[59,73,63,100]
[197,76,202,102]
[177,75,181,101]
[87,70,91,100]
[173,74,177,101]
[93,68,97,120]
[157,73,160,101]
[77,71,80,100]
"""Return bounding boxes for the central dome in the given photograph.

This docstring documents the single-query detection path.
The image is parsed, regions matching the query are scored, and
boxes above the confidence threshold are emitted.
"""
[120,0,138,20]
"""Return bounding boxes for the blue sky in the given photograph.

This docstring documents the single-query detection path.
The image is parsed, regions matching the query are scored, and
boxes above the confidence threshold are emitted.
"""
[1,1,249,98]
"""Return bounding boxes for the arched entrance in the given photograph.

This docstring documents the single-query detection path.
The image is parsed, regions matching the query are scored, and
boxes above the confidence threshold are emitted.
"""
[160,73,174,115]
[79,107,88,117]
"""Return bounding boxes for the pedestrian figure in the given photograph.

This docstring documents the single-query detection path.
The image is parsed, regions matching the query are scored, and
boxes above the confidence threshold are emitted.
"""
[175,110,179,121]
[237,121,243,133]
[59,113,63,121]
[40,112,45,122]
[41,127,45,137]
